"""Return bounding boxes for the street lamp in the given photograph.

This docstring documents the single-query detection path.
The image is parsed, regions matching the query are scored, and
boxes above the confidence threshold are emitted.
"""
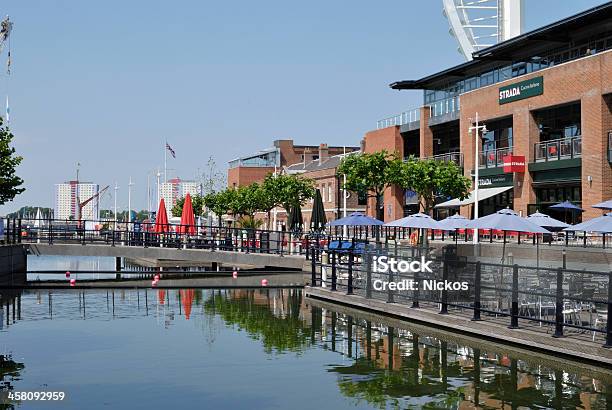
[128,177,134,231]
[468,112,487,244]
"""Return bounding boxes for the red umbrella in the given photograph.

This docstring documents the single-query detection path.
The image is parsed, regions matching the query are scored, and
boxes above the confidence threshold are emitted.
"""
[154,198,170,233]
[181,289,194,320]
[178,193,196,235]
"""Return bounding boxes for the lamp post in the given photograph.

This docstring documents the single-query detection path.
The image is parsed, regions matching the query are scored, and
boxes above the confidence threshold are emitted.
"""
[468,112,487,244]
[113,182,118,229]
[127,177,134,231]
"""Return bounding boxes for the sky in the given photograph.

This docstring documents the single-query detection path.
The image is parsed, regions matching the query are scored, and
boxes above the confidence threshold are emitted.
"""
[0,0,607,214]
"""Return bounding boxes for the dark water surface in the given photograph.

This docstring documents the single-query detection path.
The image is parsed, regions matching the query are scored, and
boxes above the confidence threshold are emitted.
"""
[1,286,611,409]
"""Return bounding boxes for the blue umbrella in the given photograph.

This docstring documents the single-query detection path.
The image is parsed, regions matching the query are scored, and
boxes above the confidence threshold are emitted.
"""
[593,200,612,210]
[563,213,612,233]
[437,214,470,230]
[328,212,383,226]
[384,212,442,229]
[549,200,584,212]
[468,208,549,234]
[526,211,569,229]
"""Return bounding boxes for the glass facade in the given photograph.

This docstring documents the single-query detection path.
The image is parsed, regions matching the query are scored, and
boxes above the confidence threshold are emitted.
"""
[228,149,280,168]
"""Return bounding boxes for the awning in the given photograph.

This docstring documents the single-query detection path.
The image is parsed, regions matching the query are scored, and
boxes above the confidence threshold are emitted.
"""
[435,186,513,208]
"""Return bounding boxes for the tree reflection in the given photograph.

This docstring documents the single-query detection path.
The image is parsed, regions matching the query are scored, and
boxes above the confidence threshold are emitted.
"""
[0,354,24,410]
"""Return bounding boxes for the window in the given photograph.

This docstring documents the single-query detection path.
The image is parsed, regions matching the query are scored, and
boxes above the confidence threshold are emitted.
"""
[358,191,367,206]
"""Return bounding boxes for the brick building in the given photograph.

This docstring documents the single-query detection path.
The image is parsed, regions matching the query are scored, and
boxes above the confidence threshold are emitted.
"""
[365,3,612,223]
[227,139,358,188]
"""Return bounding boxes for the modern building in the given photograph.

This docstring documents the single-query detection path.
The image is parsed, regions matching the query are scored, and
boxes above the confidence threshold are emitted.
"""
[367,2,612,223]
[159,178,199,216]
[228,139,359,188]
[54,181,100,221]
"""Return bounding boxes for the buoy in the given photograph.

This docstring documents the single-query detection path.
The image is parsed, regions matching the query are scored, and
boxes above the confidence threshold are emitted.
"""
[154,274,160,281]
[151,280,157,287]
[232,271,238,278]
[261,279,268,286]
[69,279,76,287]
[65,271,70,278]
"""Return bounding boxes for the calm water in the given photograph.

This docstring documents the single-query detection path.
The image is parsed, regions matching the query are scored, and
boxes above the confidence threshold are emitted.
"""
[0,257,610,409]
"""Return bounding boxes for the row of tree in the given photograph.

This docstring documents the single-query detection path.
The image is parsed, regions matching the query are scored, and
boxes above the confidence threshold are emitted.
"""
[172,173,316,228]
[338,150,471,220]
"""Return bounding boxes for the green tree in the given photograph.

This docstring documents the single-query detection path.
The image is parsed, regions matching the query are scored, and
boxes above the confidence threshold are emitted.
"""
[203,188,236,225]
[0,118,25,205]
[171,194,205,217]
[229,183,262,217]
[263,174,315,217]
[337,151,402,221]
[393,157,471,215]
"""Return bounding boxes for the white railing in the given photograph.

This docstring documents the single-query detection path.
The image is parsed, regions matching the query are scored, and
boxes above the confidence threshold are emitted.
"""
[376,108,420,130]
[428,96,460,118]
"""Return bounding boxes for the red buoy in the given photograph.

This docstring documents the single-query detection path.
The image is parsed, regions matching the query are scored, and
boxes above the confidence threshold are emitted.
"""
[154,274,160,281]
[151,280,157,287]
[65,271,71,278]
[70,279,76,287]
[261,279,268,286]
[232,271,238,279]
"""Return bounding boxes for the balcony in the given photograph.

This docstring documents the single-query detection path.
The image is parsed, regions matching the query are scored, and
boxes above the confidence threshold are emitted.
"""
[534,137,581,163]
[429,96,460,118]
[413,151,463,168]
[376,108,420,130]
[480,147,512,169]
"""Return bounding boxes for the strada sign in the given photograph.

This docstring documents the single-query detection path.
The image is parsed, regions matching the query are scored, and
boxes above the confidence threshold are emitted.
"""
[502,155,526,173]
[499,76,543,104]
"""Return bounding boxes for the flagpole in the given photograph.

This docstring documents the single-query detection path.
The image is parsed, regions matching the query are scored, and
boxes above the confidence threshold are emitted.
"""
[164,141,167,183]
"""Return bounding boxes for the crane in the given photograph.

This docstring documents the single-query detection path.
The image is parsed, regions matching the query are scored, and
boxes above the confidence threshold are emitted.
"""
[78,185,109,222]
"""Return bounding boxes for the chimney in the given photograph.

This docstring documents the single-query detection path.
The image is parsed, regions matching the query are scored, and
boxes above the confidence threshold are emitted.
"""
[319,143,329,165]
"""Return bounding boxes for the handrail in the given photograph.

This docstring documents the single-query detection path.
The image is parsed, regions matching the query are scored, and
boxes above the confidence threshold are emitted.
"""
[480,146,512,169]
[534,136,581,162]
[376,108,420,130]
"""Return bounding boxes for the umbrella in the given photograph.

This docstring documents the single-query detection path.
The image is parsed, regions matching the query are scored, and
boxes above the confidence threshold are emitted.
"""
[468,208,549,264]
[437,214,470,245]
[384,212,442,229]
[154,198,170,233]
[593,200,612,210]
[288,203,303,233]
[177,193,196,235]
[526,211,569,228]
[549,200,584,224]
[310,189,327,232]
[328,212,383,226]
[563,212,612,233]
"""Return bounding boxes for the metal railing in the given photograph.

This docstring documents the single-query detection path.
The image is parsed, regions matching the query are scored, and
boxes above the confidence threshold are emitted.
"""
[309,243,612,347]
[429,96,460,118]
[534,137,582,162]
[428,152,464,167]
[480,146,512,169]
[376,108,420,130]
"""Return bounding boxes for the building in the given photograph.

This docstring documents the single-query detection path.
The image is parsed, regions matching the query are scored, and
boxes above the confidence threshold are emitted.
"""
[54,181,100,221]
[284,146,367,228]
[159,178,199,216]
[228,139,359,188]
[366,2,612,222]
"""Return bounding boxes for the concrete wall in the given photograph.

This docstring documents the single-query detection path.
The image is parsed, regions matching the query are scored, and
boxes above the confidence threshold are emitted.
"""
[0,245,27,286]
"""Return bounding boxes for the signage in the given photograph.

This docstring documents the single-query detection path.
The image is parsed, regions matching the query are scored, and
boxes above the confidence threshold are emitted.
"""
[502,155,526,173]
[478,174,513,188]
[499,76,543,104]
[404,189,418,205]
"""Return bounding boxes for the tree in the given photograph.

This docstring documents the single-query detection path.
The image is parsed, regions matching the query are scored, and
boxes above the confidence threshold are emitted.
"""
[0,118,24,205]
[337,151,402,221]
[264,174,315,217]
[394,156,471,215]
[204,189,236,225]
[229,183,262,217]
[197,156,226,195]
[171,194,205,218]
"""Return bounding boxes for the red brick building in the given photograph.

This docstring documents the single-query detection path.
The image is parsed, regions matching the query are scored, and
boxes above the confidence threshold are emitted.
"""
[365,3,612,222]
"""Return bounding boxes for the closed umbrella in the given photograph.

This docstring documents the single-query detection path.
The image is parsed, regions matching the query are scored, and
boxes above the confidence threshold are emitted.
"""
[288,203,303,233]
[177,193,196,235]
[310,189,327,232]
[328,212,383,226]
[154,198,170,233]
[593,200,612,210]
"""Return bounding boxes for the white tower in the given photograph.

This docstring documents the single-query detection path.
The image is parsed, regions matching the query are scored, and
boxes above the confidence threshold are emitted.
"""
[443,0,524,60]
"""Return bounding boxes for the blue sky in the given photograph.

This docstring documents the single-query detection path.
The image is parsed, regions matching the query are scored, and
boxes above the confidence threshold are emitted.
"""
[0,0,607,213]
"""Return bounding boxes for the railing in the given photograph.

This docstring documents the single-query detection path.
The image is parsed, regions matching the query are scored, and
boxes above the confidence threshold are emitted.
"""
[376,108,420,130]
[428,96,460,118]
[480,147,512,169]
[428,152,464,168]
[309,243,612,347]
[534,136,582,163]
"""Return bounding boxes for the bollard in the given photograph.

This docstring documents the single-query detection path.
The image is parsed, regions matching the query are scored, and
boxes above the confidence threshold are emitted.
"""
[412,268,420,308]
[605,271,612,347]
[331,251,337,291]
[310,247,316,287]
[440,261,448,314]
[562,249,567,270]
[387,257,395,303]
[321,252,328,288]
[472,262,481,321]
[347,251,354,295]
[509,264,519,329]
[553,267,564,338]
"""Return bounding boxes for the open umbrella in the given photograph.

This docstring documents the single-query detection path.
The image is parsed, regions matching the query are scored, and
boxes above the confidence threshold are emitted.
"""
[310,189,327,232]
[154,198,170,233]
[385,213,442,229]
[437,214,470,245]
[328,212,383,226]
[593,200,612,210]
[549,200,584,224]
[288,203,303,233]
[177,193,196,235]
[563,212,612,233]
[526,211,569,229]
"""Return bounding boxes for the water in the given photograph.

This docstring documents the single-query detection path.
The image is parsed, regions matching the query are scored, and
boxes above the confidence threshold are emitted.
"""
[0,286,610,410]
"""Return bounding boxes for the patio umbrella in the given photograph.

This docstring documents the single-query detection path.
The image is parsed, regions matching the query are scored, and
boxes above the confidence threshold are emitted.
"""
[593,200,612,210]
[310,189,327,232]
[549,200,584,224]
[437,214,470,245]
[288,202,303,233]
[384,212,442,229]
[468,208,549,263]
[526,211,569,229]
[154,198,170,233]
[328,212,383,226]
[563,212,612,233]
[177,193,196,235]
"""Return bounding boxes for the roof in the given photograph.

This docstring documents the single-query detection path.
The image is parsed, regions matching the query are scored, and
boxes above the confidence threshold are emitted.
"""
[391,1,612,90]
[285,152,358,174]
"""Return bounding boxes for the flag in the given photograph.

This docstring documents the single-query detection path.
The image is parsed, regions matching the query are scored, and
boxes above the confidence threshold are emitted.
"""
[5,95,9,124]
[165,142,176,158]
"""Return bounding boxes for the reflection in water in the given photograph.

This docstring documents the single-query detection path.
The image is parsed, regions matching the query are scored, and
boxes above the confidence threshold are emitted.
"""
[0,287,610,409]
